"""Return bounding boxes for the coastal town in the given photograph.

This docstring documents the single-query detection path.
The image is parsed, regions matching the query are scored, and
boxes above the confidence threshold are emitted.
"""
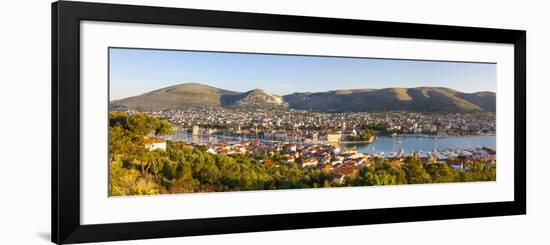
[107,48,498,196]
[146,133,496,184]
[130,108,497,184]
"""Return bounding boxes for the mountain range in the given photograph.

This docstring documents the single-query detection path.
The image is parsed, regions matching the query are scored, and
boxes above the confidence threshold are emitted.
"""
[110,82,496,112]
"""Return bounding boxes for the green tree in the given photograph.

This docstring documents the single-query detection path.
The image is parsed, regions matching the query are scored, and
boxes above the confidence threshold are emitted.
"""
[462,162,496,181]
[155,120,174,136]
[426,163,457,183]
[402,156,432,184]
[359,161,406,186]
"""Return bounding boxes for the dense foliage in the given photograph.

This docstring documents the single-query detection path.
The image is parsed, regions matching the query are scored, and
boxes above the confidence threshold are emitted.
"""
[344,128,376,142]
[109,112,496,196]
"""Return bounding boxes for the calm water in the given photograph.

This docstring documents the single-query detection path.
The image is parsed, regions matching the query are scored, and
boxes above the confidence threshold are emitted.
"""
[335,135,496,155]
[165,130,496,155]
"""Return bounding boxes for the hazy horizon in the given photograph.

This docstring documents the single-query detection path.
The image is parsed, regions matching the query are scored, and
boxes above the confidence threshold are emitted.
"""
[109,48,496,101]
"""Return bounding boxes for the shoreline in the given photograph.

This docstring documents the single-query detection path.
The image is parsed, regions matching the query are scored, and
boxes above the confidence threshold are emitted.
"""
[337,141,374,144]
[378,133,496,138]
[166,133,496,156]
[168,132,495,144]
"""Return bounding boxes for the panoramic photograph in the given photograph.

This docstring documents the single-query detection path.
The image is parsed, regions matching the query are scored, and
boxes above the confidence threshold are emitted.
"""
[108,48,497,196]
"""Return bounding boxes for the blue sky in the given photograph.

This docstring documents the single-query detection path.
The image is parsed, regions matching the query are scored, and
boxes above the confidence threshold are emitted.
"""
[109,48,496,100]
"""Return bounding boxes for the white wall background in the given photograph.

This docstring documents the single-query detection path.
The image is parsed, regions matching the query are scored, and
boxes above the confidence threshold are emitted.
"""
[0,0,547,244]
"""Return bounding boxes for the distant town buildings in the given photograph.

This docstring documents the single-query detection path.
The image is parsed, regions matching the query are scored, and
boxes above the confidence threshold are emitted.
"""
[192,125,200,135]
[326,131,342,143]
[140,108,495,142]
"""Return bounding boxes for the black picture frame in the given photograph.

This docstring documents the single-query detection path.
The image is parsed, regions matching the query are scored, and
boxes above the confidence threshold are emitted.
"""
[52,1,526,244]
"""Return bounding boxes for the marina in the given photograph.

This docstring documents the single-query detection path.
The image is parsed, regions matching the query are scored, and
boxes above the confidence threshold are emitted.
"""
[164,129,496,158]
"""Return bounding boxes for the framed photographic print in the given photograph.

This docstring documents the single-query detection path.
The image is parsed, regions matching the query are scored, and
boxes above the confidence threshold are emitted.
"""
[52,1,526,244]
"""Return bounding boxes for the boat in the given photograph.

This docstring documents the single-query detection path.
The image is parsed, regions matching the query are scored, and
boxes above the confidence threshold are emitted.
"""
[388,148,404,158]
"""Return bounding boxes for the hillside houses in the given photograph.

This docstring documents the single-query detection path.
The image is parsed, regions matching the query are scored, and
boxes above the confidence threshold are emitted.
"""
[298,158,319,167]
[158,134,495,186]
[144,137,166,151]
